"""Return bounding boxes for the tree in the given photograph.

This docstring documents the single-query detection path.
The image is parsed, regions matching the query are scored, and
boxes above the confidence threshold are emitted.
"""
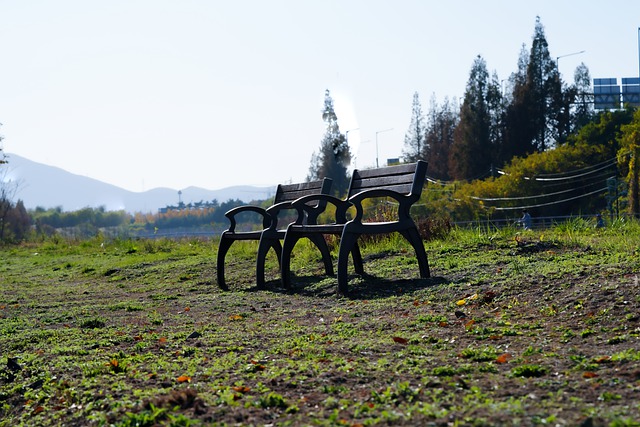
[0,123,30,242]
[567,108,634,159]
[502,44,536,163]
[449,56,498,181]
[487,71,505,159]
[571,63,594,132]
[619,109,640,217]
[425,96,458,181]
[402,92,427,162]
[0,124,14,241]
[503,18,565,158]
[525,17,566,151]
[5,200,30,241]
[527,17,564,151]
[308,89,352,195]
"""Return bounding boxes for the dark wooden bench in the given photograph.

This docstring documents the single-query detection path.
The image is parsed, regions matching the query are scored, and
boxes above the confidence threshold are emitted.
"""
[217,178,333,290]
[280,160,429,295]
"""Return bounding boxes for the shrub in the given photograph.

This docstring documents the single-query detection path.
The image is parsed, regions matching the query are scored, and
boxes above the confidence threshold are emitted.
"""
[416,215,453,241]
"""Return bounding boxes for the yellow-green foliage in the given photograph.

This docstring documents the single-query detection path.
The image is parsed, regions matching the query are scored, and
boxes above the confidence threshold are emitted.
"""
[619,109,640,216]
[426,143,611,222]
[417,110,638,222]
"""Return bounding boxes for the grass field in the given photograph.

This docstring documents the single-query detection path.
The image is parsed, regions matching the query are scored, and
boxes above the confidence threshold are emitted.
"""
[1,219,640,426]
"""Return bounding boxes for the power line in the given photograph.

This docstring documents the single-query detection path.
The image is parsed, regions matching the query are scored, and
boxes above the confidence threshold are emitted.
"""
[489,187,608,211]
[495,159,616,182]
[532,169,615,190]
[533,157,617,177]
[469,177,614,202]
[524,162,617,182]
[425,176,456,186]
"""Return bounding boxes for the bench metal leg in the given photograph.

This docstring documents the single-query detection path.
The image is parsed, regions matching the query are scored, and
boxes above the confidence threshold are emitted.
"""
[336,231,360,296]
[216,236,234,290]
[256,236,282,289]
[351,241,364,275]
[400,227,430,278]
[280,232,300,289]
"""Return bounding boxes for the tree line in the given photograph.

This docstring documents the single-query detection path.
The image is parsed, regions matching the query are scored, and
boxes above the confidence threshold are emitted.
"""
[403,17,593,182]
[308,17,595,186]
[25,199,254,240]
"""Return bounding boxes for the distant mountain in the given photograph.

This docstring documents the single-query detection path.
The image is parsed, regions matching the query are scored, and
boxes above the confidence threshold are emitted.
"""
[3,154,276,213]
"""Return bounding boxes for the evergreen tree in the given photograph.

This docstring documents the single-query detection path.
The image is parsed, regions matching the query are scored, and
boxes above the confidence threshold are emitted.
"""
[503,18,565,159]
[308,89,352,195]
[487,70,505,169]
[425,96,458,181]
[402,92,427,162]
[572,63,594,131]
[449,56,495,181]
[524,17,564,151]
[502,44,536,163]
[514,43,529,88]
[5,200,30,241]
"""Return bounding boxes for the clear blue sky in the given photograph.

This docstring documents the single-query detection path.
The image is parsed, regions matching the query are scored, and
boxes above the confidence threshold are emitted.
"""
[1,1,639,193]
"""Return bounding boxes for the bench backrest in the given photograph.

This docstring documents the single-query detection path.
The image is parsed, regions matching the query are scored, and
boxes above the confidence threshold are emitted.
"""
[347,160,427,201]
[274,177,333,204]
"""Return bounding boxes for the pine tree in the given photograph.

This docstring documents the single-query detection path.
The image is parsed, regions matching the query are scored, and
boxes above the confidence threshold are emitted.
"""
[524,16,563,152]
[503,17,565,160]
[487,71,505,161]
[5,200,30,241]
[308,89,352,195]
[402,92,427,162]
[425,96,458,181]
[572,63,594,131]
[449,56,496,181]
[502,44,535,164]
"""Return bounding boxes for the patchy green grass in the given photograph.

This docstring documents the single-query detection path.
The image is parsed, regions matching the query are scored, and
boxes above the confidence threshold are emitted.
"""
[1,223,639,426]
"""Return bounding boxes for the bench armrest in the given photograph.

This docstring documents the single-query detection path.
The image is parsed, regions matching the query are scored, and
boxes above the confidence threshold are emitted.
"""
[224,205,271,232]
[264,201,297,230]
[290,194,352,225]
[348,189,415,224]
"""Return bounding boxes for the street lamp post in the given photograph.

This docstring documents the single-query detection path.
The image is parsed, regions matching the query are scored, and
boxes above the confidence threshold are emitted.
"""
[556,50,585,73]
[345,128,359,145]
[345,128,359,168]
[375,128,393,168]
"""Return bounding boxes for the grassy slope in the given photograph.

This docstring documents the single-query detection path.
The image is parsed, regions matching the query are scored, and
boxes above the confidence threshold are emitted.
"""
[0,221,639,426]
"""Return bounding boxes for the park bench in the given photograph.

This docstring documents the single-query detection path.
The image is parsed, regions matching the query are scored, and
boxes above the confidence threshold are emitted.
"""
[280,160,430,295]
[217,178,333,290]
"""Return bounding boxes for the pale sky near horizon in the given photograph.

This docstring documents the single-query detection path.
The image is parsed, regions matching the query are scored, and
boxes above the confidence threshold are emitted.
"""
[1,1,639,194]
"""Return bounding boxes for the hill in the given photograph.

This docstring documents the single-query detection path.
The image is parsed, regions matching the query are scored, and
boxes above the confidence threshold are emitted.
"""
[3,154,275,213]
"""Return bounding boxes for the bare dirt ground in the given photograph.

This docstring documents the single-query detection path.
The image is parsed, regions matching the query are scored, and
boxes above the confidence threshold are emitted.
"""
[1,233,639,426]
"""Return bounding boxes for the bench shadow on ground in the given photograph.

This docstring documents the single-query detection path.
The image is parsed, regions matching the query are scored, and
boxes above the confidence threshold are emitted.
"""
[252,274,449,300]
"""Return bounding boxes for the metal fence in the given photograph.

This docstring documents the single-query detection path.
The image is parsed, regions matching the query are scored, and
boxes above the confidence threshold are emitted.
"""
[453,213,621,231]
